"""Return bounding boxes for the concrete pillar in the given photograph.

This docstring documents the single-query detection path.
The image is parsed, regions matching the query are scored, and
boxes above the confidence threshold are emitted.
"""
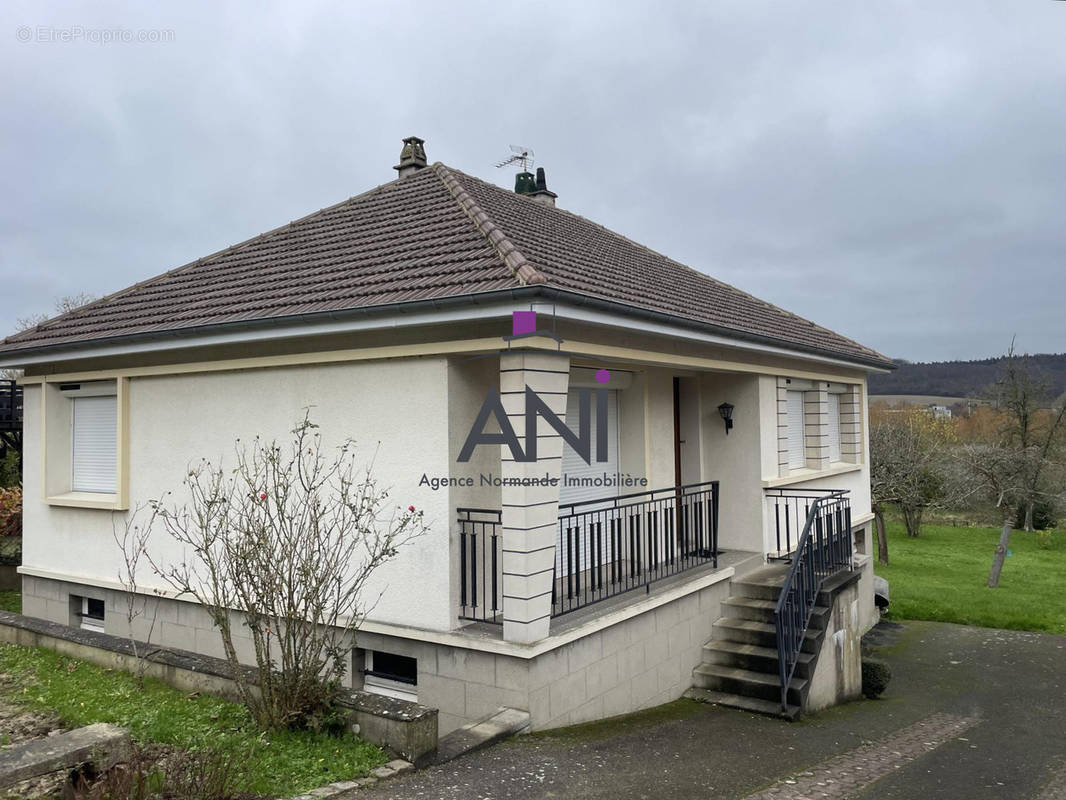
[499,350,570,644]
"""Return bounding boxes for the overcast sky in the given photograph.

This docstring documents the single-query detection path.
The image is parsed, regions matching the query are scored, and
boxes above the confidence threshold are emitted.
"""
[2,1,1064,362]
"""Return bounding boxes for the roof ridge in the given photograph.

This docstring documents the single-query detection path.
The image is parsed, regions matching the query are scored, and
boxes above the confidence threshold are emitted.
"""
[431,162,545,286]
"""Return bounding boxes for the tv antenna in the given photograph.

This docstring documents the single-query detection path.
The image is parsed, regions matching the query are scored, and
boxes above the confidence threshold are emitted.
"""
[495,144,534,172]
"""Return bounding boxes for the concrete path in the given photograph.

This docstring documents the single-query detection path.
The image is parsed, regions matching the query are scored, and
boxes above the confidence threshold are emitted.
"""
[350,620,1066,799]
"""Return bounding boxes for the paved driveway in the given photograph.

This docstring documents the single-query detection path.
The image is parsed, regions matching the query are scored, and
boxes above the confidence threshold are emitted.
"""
[354,620,1066,799]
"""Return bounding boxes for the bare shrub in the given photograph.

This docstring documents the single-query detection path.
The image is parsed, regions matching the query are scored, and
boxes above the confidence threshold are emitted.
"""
[147,411,427,730]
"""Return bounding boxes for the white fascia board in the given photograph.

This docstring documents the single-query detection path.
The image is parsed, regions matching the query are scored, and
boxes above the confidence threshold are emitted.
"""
[5,296,885,374]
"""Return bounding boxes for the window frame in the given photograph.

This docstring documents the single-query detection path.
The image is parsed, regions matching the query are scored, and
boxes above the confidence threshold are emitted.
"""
[41,377,130,510]
[362,650,418,702]
[77,596,105,633]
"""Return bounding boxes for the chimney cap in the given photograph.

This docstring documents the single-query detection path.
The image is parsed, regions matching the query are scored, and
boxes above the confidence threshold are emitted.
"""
[394,136,427,177]
[528,166,558,206]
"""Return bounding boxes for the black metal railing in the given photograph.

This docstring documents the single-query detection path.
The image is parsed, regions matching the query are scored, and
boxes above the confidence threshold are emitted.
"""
[766,487,849,559]
[772,489,852,710]
[0,379,21,433]
[457,508,503,623]
[552,481,719,617]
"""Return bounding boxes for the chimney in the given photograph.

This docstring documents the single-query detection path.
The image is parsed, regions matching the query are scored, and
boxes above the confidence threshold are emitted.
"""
[528,167,558,207]
[514,170,536,195]
[394,136,427,178]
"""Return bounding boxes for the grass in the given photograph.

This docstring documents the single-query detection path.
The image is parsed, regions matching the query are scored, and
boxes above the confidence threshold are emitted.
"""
[0,590,19,613]
[0,643,386,796]
[874,518,1066,634]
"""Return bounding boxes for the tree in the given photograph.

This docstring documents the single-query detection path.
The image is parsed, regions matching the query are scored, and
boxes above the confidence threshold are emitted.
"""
[870,407,953,544]
[113,506,163,688]
[951,443,1034,588]
[987,346,1066,531]
[146,412,427,731]
[2,293,98,381]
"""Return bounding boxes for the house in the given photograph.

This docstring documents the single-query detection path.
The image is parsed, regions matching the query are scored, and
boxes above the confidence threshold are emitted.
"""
[0,137,892,733]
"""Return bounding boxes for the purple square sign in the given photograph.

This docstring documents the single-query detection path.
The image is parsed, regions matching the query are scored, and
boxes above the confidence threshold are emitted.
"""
[512,310,537,336]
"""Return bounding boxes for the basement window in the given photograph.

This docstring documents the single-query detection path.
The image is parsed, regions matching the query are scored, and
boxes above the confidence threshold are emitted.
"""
[362,650,417,702]
[76,596,105,633]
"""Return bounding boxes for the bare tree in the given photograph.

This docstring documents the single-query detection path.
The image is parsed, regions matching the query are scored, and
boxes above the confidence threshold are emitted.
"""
[988,346,1066,531]
[3,294,98,380]
[870,407,953,543]
[112,506,163,688]
[147,411,427,730]
[951,444,1034,588]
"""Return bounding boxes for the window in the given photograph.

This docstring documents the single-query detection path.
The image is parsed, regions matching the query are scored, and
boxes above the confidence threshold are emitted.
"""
[827,392,842,462]
[72,393,118,493]
[785,391,806,469]
[77,596,105,633]
[362,650,417,701]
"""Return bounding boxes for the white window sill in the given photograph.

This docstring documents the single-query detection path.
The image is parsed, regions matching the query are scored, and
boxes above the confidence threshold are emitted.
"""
[46,492,126,510]
[363,676,418,702]
[763,461,863,488]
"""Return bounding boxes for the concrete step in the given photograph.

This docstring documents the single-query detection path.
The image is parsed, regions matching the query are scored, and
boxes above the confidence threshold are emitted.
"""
[0,723,129,789]
[712,617,823,653]
[430,707,531,766]
[692,663,807,706]
[702,640,816,679]
[684,687,800,721]
[730,565,789,601]
[720,596,832,627]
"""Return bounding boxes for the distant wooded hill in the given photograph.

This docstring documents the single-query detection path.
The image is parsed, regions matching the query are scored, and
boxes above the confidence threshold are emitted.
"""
[868,353,1066,399]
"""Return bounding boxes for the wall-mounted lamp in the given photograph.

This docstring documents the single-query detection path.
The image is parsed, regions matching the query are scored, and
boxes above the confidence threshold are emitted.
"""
[717,402,734,435]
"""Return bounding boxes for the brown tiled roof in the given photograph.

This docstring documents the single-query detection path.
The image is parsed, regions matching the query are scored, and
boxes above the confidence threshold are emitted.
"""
[0,162,891,367]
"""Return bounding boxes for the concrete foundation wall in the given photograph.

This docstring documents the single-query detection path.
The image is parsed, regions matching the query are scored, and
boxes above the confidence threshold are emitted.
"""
[805,576,864,713]
[23,571,733,736]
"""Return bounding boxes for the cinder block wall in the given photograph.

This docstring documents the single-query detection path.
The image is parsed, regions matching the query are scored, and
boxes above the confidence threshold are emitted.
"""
[23,572,733,736]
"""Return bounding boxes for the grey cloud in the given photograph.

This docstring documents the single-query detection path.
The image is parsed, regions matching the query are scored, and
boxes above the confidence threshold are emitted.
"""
[2,0,1064,360]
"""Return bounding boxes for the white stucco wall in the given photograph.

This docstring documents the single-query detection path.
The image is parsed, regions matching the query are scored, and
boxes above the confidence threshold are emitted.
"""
[756,375,873,555]
[21,358,455,632]
[699,372,765,553]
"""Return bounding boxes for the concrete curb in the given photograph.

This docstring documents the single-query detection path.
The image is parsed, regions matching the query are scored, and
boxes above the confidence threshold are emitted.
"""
[285,707,531,799]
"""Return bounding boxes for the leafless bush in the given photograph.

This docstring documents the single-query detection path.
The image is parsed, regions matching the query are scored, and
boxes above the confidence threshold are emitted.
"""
[70,745,251,800]
[147,411,427,730]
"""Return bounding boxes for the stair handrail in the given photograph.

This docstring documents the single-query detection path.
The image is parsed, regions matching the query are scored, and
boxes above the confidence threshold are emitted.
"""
[771,489,852,711]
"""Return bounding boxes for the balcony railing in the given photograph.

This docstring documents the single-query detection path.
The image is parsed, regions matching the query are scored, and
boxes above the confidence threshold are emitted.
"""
[553,480,720,617]
[457,481,720,625]
[0,379,21,433]
[0,379,22,461]
[765,487,851,559]
[457,507,503,624]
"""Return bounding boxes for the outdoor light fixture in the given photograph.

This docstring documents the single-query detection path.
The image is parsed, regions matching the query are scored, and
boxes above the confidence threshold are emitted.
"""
[717,402,735,434]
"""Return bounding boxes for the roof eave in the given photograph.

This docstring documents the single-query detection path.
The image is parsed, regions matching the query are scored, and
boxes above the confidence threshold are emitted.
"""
[0,286,895,373]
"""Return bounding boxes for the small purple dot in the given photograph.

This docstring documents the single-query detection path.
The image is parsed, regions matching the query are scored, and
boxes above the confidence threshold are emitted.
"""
[595,368,610,384]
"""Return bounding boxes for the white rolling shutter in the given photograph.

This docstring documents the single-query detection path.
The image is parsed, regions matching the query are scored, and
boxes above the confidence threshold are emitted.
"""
[559,388,620,575]
[72,395,117,493]
[786,391,806,469]
[827,393,842,462]
[559,388,619,505]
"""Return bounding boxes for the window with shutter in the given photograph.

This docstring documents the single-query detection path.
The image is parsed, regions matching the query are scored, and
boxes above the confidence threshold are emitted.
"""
[786,391,806,469]
[828,393,842,462]
[72,394,118,493]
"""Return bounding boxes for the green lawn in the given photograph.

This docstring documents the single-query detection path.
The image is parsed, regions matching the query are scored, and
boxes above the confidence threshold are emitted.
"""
[874,519,1066,634]
[0,590,19,613]
[0,643,386,796]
